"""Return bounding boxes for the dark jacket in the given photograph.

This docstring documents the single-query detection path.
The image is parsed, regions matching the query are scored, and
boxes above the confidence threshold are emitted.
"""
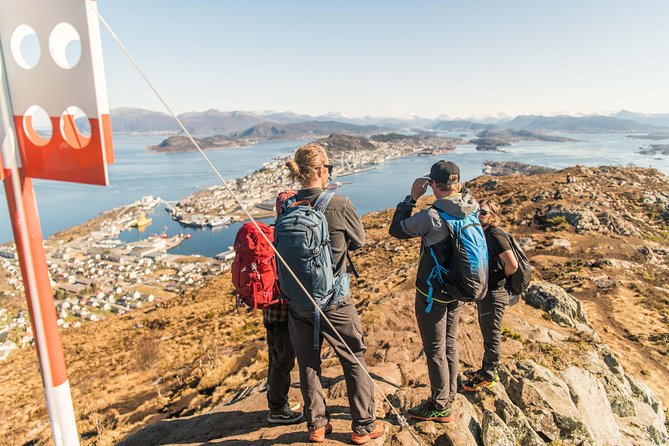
[293,187,365,277]
[389,188,479,302]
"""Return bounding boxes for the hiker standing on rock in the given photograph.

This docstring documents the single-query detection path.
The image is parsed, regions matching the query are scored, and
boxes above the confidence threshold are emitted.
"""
[463,199,518,391]
[275,143,383,444]
[231,190,304,425]
[389,160,483,423]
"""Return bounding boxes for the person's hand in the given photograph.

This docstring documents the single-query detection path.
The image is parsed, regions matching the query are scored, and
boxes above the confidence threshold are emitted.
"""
[410,178,430,201]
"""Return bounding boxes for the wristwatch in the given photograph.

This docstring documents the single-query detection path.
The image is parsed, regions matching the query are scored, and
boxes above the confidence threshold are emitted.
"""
[404,195,416,205]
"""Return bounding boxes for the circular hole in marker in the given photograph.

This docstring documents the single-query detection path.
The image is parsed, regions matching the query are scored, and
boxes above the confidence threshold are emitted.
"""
[60,106,91,149]
[49,22,82,69]
[11,25,41,69]
[23,105,53,146]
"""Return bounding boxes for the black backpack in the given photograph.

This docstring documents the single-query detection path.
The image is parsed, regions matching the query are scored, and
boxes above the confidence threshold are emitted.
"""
[504,232,531,295]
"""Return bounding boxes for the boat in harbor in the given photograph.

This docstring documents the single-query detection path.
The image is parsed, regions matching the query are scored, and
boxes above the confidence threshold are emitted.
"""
[129,214,152,228]
[337,165,377,177]
[214,246,236,261]
[207,217,231,227]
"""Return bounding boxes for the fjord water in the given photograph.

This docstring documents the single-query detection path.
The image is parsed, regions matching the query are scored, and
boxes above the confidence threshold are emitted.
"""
[0,133,667,257]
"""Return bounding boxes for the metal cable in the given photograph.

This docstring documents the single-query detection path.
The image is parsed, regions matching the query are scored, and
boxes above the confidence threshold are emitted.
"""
[90,5,426,444]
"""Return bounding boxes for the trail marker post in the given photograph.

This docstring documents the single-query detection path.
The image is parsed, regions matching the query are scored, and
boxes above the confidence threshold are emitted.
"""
[0,1,114,444]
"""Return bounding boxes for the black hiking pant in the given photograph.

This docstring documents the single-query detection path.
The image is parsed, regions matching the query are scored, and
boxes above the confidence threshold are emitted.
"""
[415,293,463,410]
[476,288,509,378]
[264,320,296,411]
[288,299,376,435]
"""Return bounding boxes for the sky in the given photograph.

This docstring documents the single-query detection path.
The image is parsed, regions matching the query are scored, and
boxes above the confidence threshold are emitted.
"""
[96,0,669,119]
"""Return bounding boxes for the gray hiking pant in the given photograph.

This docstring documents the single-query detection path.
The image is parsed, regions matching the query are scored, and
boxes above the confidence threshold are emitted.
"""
[264,320,295,411]
[477,288,509,378]
[288,299,376,435]
[415,292,463,410]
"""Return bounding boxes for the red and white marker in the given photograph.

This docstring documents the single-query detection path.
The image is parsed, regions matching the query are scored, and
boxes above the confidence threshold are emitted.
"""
[0,1,115,444]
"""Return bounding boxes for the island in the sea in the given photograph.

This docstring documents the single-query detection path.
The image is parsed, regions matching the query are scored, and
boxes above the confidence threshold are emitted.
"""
[470,129,577,151]
[638,144,669,156]
[147,121,386,152]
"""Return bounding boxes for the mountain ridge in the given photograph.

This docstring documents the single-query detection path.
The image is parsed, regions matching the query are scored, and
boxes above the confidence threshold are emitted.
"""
[111,108,669,136]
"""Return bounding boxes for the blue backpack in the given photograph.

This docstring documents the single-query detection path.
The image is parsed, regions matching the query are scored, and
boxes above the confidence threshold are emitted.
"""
[425,210,489,312]
[274,189,351,348]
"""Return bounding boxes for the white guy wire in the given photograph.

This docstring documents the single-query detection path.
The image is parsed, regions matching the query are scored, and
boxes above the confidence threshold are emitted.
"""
[90,5,425,444]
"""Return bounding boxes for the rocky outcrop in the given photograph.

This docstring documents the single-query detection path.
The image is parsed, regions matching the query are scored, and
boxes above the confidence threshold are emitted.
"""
[498,355,668,446]
[493,397,546,446]
[481,161,556,177]
[482,410,516,446]
[523,281,595,337]
[502,360,596,445]
[597,211,640,236]
[562,366,624,445]
[543,204,601,232]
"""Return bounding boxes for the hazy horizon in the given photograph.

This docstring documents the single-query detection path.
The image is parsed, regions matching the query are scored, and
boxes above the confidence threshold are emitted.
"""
[111,106,669,122]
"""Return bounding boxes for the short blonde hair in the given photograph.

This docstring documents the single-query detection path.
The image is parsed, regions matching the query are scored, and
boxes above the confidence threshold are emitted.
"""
[479,199,501,227]
[286,143,328,184]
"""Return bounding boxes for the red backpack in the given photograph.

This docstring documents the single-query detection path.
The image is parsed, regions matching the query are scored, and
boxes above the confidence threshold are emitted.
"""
[231,189,296,312]
[231,221,279,311]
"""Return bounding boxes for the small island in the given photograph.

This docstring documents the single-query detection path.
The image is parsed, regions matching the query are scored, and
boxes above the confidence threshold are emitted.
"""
[637,144,669,156]
[626,133,669,141]
[470,129,577,151]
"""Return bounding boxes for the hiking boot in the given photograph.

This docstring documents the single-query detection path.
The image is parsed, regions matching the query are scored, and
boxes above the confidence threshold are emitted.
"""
[463,371,500,391]
[463,368,483,380]
[267,403,304,425]
[407,400,453,422]
[309,423,332,443]
[351,420,384,445]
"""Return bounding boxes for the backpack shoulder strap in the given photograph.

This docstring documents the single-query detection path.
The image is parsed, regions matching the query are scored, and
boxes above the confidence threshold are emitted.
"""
[278,196,297,216]
[314,189,336,213]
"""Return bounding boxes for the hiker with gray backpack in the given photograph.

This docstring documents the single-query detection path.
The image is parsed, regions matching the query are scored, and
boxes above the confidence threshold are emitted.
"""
[389,160,488,423]
[462,199,531,391]
[275,143,383,444]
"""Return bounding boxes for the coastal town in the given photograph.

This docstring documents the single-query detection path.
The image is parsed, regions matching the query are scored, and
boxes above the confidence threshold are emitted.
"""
[0,132,460,360]
[0,195,230,360]
[167,133,461,225]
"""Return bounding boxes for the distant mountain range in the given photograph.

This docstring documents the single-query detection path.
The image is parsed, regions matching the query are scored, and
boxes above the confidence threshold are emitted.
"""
[505,115,663,133]
[431,120,497,131]
[234,121,384,139]
[614,110,669,128]
[110,107,669,136]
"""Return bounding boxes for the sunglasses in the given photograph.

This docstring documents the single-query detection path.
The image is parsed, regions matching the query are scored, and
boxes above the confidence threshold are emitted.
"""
[479,210,491,216]
[324,164,334,174]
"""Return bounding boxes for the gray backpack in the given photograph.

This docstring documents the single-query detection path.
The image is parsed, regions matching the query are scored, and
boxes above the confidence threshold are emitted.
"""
[504,232,532,296]
[274,189,350,348]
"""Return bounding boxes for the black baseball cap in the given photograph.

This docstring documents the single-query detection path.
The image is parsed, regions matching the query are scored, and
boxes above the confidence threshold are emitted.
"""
[429,160,460,185]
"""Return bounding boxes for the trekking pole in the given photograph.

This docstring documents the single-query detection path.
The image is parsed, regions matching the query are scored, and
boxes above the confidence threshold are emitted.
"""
[92,8,427,446]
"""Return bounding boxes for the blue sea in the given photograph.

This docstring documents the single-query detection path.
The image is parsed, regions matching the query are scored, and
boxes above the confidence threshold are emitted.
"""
[1,132,667,256]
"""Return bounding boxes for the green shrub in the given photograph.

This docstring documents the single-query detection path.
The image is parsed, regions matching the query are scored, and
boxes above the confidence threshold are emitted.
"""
[545,215,571,231]
[501,327,523,342]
